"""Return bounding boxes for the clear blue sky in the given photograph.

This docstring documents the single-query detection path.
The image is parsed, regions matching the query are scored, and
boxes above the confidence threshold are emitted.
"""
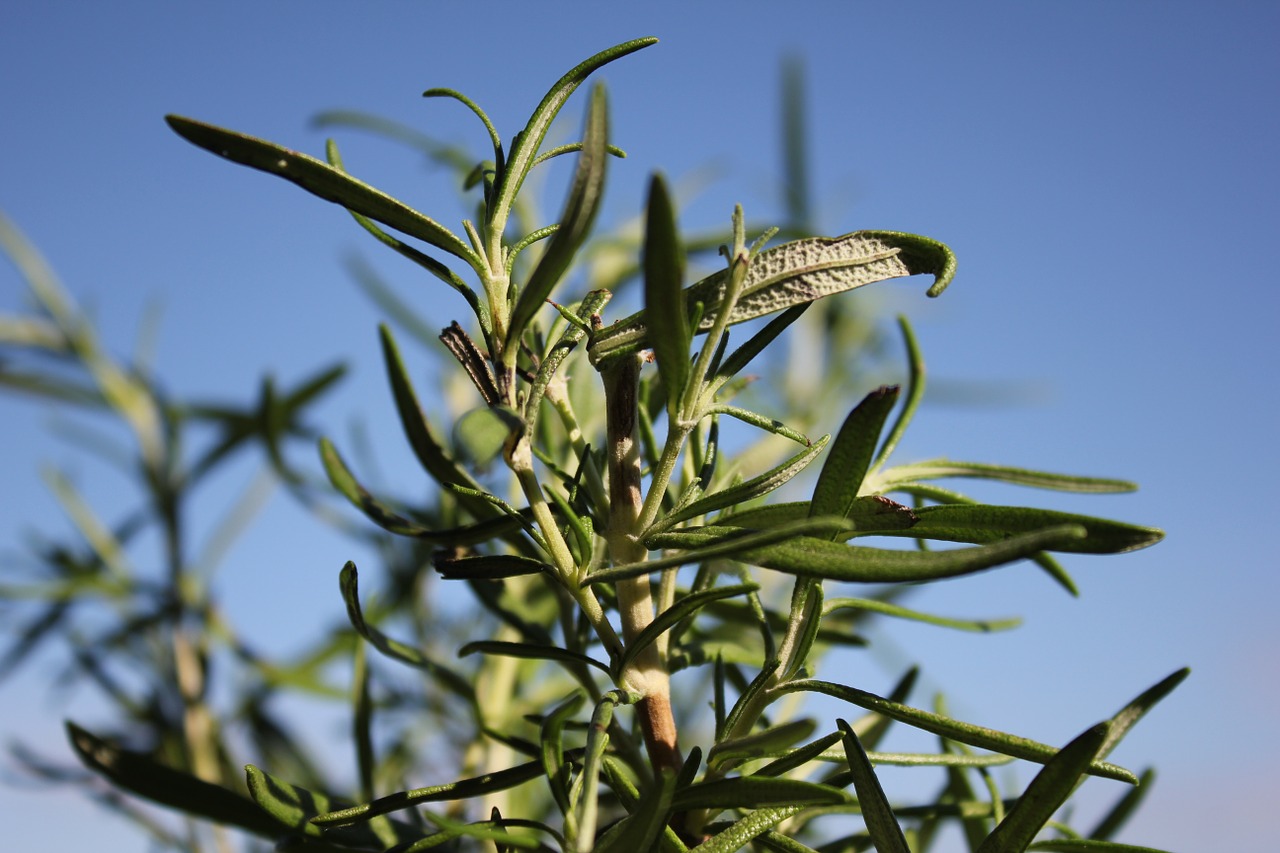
[3,2,1278,850]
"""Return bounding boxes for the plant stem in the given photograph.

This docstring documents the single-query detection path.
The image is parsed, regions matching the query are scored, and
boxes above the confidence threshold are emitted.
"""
[602,353,681,774]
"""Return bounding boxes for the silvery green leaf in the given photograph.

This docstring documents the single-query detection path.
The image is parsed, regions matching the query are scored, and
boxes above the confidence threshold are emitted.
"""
[589,230,955,366]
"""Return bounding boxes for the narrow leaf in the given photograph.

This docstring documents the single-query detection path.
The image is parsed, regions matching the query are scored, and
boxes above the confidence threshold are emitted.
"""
[649,436,829,536]
[312,753,578,826]
[67,723,281,839]
[642,173,690,414]
[435,553,549,579]
[590,230,956,366]
[671,776,847,811]
[811,386,900,523]
[165,115,478,265]
[781,681,1135,783]
[509,84,611,346]
[460,640,610,674]
[617,583,759,675]
[491,38,658,229]
[594,769,676,853]
[319,437,521,542]
[339,562,475,702]
[690,805,809,853]
[653,524,1087,583]
[879,504,1163,554]
[837,720,910,853]
[976,723,1111,853]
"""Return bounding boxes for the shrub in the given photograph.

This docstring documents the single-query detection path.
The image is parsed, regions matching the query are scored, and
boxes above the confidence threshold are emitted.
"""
[1,37,1182,852]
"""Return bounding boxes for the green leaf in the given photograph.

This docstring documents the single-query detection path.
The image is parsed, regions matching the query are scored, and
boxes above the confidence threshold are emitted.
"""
[717,497,918,535]
[671,776,847,811]
[755,729,846,778]
[312,753,577,826]
[879,504,1163,554]
[780,680,1136,783]
[823,597,1022,633]
[454,405,523,468]
[541,692,586,817]
[837,720,910,853]
[1098,669,1189,764]
[589,230,956,366]
[66,723,281,839]
[617,583,759,676]
[460,640,610,675]
[435,553,549,579]
[319,437,522,542]
[1028,841,1175,853]
[707,719,817,768]
[587,517,851,585]
[338,562,475,703]
[690,805,810,853]
[654,524,1086,583]
[976,723,1111,853]
[379,324,487,495]
[244,765,422,848]
[594,769,677,853]
[870,459,1139,494]
[165,115,479,267]
[509,84,611,348]
[489,38,658,232]
[642,173,690,416]
[811,386,900,524]
[648,435,830,536]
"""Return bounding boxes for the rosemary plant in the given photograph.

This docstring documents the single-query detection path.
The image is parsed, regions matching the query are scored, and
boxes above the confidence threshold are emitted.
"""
[2,37,1182,853]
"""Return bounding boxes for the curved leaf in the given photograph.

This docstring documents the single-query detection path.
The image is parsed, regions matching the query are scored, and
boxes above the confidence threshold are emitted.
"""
[339,562,475,702]
[882,504,1163,554]
[837,720,910,853]
[811,386,899,524]
[509,84,611,347]
[617,583,759,675]
[642,173,690,414]
[671,776,847,811]
[652,524,1087,583]
[590,230,956,366]
[489,38,658,231]
[165,115,478,266]
[975,723,1111,853]
[320,437,522,542]
[780,680,1136,784]
[67,723,281,839]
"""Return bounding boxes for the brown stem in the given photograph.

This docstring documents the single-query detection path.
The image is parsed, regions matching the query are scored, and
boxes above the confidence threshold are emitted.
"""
[602,353,681,775]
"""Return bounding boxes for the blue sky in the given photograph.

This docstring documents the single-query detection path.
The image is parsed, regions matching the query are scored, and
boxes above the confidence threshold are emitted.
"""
[3,2,1278,850]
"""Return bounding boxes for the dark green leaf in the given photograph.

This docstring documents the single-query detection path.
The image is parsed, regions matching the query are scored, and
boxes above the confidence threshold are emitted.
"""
[707,719,817,768]
[811,386,900,524]
[509,84,610,347]
[654,524,1086,583]
[67,723,281,839]
[435,553,549,579]
[642,173,690,415]
[1028,841,1174,853]
[319,437,523,543]
[976,723,1111,853]
[312,752,578,826]
[881,504,1163,554]
[595,769,676,853]
[339,562,475,703]
[490,38,658,229]
[460,640,610,674]
[649,436,830,536]
[671,776,847,811]
[617,582,759,675]
[837,720,910,853]
[379,324,486,496]
[781,680,1135,783]
[165,115,477,266]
